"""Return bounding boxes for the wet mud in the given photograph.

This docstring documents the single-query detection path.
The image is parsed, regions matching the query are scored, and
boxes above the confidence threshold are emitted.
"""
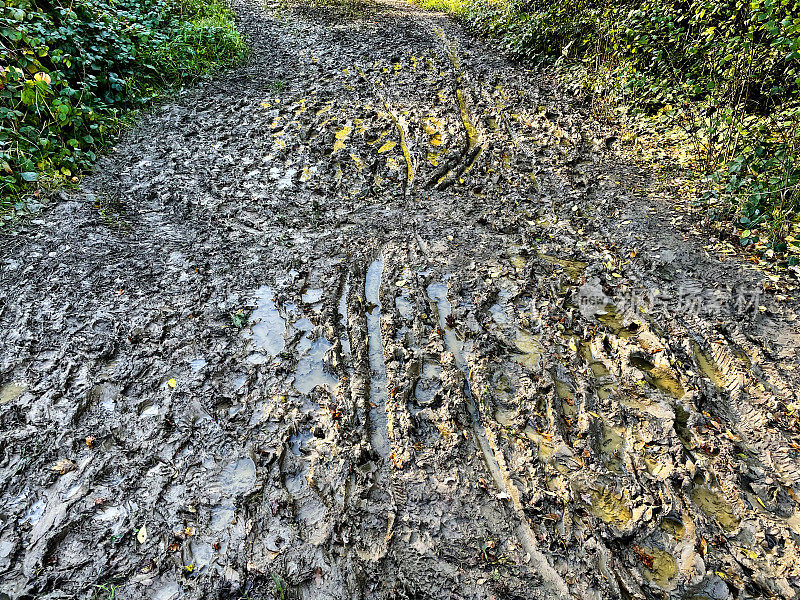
[2,0,800,598]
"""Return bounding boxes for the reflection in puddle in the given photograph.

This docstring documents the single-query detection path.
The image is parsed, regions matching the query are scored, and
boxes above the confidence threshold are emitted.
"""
[302,288,323,304]
[141,404,159,417]
[189,357,207,372]
[21,498,46,526]
[290,430,314,456]
[0,382,25,405]
[294,336,338,395]
[366,259,390,457]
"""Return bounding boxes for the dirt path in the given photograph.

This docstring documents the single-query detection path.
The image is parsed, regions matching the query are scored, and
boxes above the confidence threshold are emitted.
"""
[2,1,800,598]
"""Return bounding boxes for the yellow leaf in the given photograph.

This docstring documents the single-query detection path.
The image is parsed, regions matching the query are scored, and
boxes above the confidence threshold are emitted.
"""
[167,378,177,389]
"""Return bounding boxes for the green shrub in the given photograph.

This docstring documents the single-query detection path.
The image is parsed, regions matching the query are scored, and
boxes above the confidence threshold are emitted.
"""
[0,0,245,218]
[423,0,800,253]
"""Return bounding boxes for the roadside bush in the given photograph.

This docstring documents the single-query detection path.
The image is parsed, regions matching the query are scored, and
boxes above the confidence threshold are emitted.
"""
[419,0,800,254]
[0,0,245,218]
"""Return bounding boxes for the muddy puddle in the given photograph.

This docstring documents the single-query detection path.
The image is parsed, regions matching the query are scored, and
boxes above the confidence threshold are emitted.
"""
[245,285,286,362]
[367,258,390,457]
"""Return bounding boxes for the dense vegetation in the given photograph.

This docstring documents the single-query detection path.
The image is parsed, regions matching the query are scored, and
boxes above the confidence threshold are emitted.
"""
[0,0,245,219]
[420,0,800,256]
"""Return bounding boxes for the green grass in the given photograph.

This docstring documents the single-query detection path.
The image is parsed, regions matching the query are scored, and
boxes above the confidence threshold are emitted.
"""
[415,0,469,15]
[413,0,800,265]
[0,0,247,223]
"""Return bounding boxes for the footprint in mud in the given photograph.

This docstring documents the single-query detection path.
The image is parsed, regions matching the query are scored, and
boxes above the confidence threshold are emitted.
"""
[245,286,286,362]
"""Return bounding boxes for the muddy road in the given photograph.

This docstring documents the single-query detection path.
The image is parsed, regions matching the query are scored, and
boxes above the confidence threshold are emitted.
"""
[2,0,800,598]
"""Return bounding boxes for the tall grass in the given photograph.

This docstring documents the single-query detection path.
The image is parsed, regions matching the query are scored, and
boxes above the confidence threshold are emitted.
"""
[0,0,247,221]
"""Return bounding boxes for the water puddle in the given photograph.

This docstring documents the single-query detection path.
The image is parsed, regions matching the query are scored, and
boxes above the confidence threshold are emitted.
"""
[21,498,46,526]
[294,336,338,395]
[338,282,352,358]
[660,514,686,539]
[246,286,286,361]
[189,357,207,372]
[595,304,635,338]
[213,457,257,532]
[395,294,414,320]
[290,430,314,456]
[585,488,632,528]
[140,404,160,417]
[691,342,726,389]
[277,167,297,190]
[507,245,527,271]
[513,330,543,371]
[631,355,685,398]
[581,343,616,399]
[366,259,390,457]
[600,423,625,472]
[524,427,555,459]
[489,303,508,324]
[494,408,516,427]
[427,282,467,371]
[301,288,323,304]
[538,253,587,280]
[89,383,119,412]
[638,547,678,588]
[0,382,25,405]
[690,486,739,531]
[554,380,575,401]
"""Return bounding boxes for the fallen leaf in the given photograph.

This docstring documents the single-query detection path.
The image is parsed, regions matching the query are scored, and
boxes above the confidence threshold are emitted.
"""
[51,458,76,474]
